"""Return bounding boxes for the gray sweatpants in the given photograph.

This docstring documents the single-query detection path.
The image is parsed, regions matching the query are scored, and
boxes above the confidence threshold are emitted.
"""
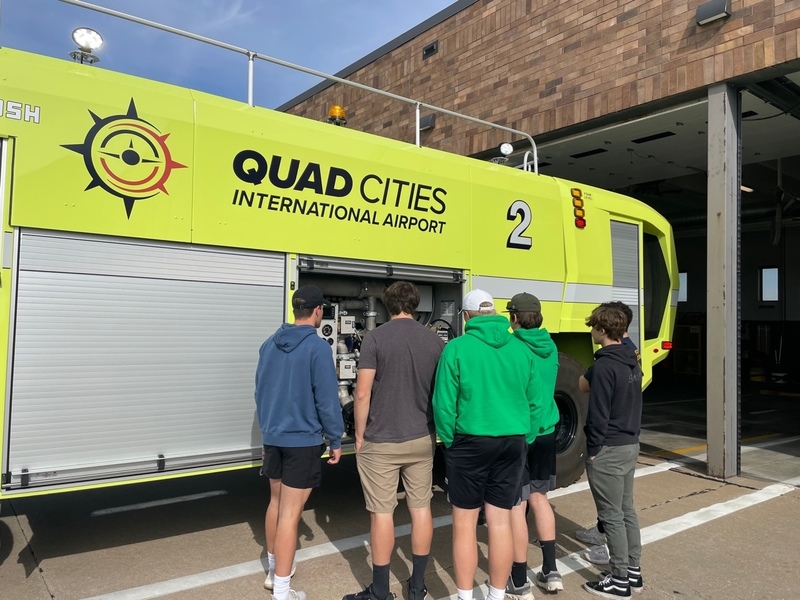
[586,443,642,578]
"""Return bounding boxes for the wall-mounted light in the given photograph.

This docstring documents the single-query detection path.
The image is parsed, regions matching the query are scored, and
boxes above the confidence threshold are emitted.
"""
[741,185,754,193]
[419,113,436,131]
[696,0,731,25]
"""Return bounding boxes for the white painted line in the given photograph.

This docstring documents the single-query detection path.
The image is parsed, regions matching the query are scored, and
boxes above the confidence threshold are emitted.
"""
[82,461,675,599]
[90,491,228,517]
[435,482,797,600]
[80,517,449,600]
[548,461,679,498]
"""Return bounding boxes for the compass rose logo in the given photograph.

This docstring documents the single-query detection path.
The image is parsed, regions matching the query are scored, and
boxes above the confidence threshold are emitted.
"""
[63,99,187,218]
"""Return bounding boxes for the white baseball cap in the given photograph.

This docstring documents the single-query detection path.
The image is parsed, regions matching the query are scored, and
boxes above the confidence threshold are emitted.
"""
[462,289,495,312]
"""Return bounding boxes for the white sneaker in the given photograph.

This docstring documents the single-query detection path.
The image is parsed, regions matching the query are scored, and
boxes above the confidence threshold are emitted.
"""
[264,562,298,590]
[575,524,606,546]
[503,575,535,600]
[270,590,306,600]
[583,544,610,565]
[534,570,564,592]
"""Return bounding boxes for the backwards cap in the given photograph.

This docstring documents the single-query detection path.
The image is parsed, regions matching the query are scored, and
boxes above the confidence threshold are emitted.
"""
[462,289,495,312]
[292,285,330,309]
[506,292,541,313]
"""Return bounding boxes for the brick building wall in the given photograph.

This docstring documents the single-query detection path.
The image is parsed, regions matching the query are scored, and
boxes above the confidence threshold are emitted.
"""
[286,0,800,156]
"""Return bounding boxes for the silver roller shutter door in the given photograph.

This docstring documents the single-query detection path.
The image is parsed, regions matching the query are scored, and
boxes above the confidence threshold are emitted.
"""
[5,230,285,490]
[611,221,641,351]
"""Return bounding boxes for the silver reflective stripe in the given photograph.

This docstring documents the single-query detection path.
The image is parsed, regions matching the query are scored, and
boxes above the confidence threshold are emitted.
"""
[476,276,617,306]
[471,275,563,302]
[611,221,641,350]
[564,283,613,303]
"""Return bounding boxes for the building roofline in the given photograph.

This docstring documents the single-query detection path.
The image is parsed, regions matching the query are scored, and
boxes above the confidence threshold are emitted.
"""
[276,0,478,112]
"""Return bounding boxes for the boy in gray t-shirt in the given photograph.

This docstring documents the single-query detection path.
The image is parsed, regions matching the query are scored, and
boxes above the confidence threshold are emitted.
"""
[343,281,443,600]
[358,315,443,443]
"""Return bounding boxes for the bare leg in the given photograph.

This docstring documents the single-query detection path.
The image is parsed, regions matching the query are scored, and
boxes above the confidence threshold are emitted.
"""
[408,506,433,555]
[510,502,529,563]
[452,506,480,590]
[484,502,514,590]
[528,491,556,541]
[274,484,312,577]
[369,512,396,565]
[266,478,282,555]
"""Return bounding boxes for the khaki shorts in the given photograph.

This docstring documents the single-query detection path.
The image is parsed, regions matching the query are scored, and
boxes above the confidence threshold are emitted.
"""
[356,433,436,513]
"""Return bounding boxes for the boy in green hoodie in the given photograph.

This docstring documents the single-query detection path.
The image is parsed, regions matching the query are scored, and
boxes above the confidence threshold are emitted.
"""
[433,289,538,600]
[505,293,562,599]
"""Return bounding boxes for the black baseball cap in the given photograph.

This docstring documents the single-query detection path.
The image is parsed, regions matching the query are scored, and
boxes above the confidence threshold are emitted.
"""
[506,292,541,313]
[292,285,330,309]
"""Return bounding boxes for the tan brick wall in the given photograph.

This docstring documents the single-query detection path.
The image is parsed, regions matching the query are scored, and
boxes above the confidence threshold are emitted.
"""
[287,0,800,155]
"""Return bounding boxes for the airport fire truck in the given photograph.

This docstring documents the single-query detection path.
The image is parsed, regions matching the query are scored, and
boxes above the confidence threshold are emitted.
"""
[0,44,677,501]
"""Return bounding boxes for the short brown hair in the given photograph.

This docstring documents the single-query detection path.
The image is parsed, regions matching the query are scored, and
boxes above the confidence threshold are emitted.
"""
[382,281,419,316]
[586,306,627,341]
[511,311,543,329]
[600,301,633,328]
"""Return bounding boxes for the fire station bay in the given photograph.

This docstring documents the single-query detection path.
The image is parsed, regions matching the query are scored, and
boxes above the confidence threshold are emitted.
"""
[281,0,800,484]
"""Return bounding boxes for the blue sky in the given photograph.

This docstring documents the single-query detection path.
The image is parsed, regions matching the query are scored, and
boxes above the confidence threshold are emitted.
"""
[0,0,456,108]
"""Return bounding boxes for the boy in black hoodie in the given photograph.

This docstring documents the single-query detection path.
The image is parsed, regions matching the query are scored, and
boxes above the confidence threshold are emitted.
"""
[582,305,643,599]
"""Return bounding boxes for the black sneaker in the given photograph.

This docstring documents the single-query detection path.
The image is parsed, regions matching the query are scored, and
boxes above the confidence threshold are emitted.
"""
[601,570,643,594]
[406,578,428,600]
[583,573,631,598]
[342,586,395,600]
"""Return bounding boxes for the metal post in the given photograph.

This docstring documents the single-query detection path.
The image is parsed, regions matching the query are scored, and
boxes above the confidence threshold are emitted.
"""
[415,103,421,148]
[706,84,741,479]
[247,52,255,107]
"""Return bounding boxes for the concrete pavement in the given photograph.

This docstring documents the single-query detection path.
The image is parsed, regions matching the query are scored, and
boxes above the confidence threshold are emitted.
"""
[1,451,798,600]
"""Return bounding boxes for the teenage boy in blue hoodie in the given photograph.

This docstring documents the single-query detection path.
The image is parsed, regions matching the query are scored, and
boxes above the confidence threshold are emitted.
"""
[256,285,344,600]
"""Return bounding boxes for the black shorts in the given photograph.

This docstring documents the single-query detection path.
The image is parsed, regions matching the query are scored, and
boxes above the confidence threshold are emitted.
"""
[262,443,326,489]
[444,434,527,510]
[521,430,557,496]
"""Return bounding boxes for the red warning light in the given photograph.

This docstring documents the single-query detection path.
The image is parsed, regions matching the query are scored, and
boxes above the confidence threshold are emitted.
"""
[572,188,586,228]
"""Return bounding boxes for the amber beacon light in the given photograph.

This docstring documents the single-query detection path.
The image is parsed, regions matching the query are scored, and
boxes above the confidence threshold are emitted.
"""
[327,105,347,126]
[571,188,587,229]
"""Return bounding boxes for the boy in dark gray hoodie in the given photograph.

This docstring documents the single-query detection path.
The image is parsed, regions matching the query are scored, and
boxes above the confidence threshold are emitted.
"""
[582,305,643,599]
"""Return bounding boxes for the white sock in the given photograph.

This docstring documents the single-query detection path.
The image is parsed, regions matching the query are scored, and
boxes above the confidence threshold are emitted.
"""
[456,588,473,600]
[267,552,276,576]
[486,585,505,600]
[273,574,291,599]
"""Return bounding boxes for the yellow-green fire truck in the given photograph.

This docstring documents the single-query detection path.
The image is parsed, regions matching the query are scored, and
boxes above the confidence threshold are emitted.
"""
[0,47,677,499]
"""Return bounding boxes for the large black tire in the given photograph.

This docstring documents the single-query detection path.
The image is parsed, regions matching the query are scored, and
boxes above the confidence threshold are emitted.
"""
[554,352,589,487]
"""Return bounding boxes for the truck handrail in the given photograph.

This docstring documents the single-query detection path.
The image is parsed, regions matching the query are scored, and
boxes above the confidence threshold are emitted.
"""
[57,0,538,173]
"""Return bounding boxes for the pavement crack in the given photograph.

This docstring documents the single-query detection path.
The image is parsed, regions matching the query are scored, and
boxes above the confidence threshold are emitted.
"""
[6,500,56,599]
[669,466,763,491]
[642,486,718,511]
